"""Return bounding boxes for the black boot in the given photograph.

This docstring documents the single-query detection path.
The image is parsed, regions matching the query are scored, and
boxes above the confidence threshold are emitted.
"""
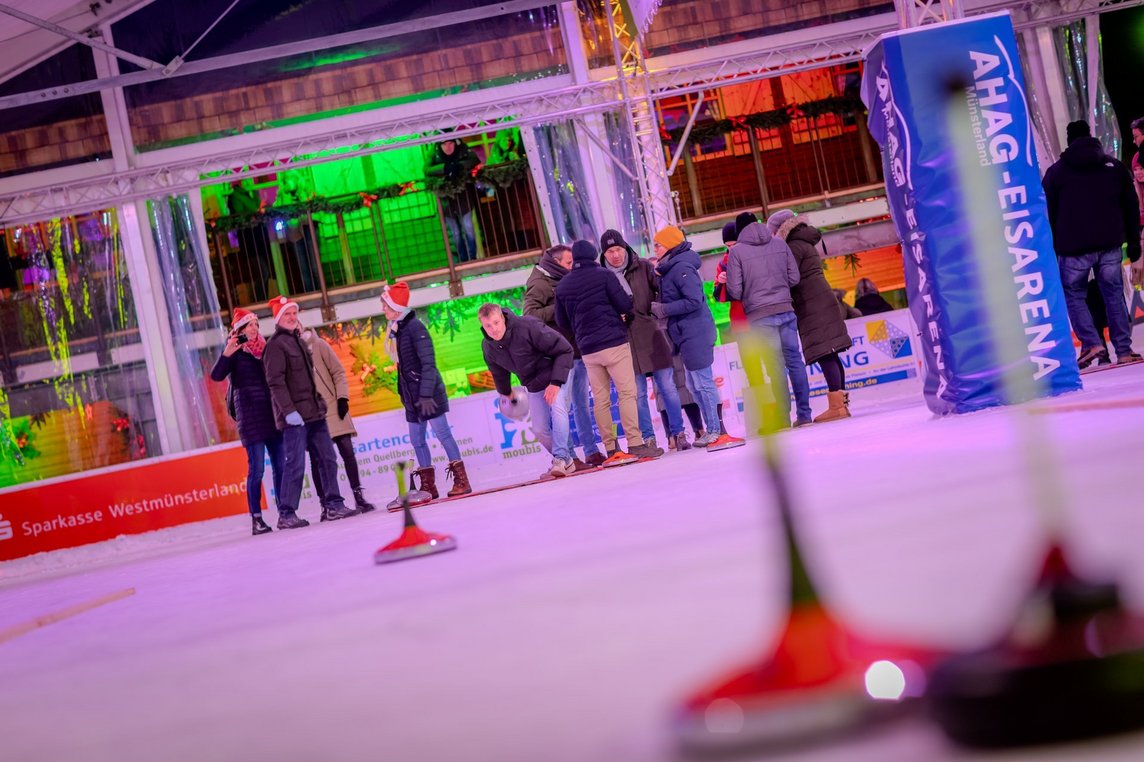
[353,487,377,513]
[277,510,310,530]
[323,501,359,521]
[251,514,273,535]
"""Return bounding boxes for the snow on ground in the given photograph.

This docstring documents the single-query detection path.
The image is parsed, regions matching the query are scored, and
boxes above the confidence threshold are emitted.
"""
[2,366,1144,762]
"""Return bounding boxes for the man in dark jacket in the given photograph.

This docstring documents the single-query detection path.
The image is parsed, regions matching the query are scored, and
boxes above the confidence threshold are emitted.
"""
[726,221,812,428]
[426,137,480,262]
[524,244,604,465]
[599,229,689,452]
[652,226,744,451]
[555,240,662,464]
[382,282,471,505]
[1043,120,1142,367]
[262,296,358,528]
[479,306,577,477]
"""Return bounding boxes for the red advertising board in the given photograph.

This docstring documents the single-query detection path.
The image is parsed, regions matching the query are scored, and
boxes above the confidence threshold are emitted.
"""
[0,445,252,562]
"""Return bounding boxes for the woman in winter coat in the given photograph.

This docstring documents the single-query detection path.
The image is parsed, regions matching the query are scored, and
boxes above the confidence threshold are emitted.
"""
[768,210,854,422]
[302,327,376,514]
[651,226,743,451]
[854,278,895,315]
[210,309,281,536]
[382,282,471,507]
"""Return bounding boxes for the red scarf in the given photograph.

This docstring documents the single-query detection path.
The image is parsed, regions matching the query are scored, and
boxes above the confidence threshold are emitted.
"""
[241,332,266,360]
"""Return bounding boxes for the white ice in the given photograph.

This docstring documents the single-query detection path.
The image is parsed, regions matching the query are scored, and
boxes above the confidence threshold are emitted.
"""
[3,366,1144,762]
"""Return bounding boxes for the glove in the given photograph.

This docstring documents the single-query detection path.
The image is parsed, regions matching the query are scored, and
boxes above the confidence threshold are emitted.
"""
[416,397,439,418]
[1132,258,1144,288]
[650,302,668,320]
[285,411,304,427]
[337,398,350,420]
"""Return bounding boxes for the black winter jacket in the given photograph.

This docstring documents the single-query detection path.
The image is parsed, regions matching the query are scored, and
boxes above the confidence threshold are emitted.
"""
[263,327,326,430]
[1043,137,1141,261]
[599,243,673,375]
[481,309,573,395]
[780,220,853,365]
[524,262,581,358]
[211,349,280,446]
[656,243,717,371]
[391,310,450,424]
[555,247,634,357]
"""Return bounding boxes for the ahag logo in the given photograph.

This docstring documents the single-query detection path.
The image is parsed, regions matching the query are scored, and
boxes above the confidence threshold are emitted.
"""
[0,513,12,541]
[866,319,912,359]
[492,397,537,451]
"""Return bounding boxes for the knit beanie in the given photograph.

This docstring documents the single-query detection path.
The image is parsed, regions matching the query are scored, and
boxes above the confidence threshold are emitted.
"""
[766,209,796,233]
[653,226,685,250]
[571,239,598,263]
[721,222,738,244]
[734,211,758,237]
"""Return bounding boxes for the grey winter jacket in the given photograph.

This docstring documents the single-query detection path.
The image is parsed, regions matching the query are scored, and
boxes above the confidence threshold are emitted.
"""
[726,222,800,320]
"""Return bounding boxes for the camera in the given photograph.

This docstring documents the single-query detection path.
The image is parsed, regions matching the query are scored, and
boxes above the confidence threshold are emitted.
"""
[235,333,249,345]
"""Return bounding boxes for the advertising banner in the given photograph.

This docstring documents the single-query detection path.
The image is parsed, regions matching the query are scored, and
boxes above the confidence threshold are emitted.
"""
[0,445,251,562]
[862,13,1081,414]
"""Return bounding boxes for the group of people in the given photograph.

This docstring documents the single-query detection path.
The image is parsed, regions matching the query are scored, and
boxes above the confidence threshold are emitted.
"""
[213,206,872,535]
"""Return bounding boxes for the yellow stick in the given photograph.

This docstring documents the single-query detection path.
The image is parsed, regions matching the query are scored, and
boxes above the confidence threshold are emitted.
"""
[0,588,136,645]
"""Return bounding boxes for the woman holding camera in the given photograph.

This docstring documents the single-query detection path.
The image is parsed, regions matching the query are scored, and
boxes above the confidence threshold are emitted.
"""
[211,308,282,536]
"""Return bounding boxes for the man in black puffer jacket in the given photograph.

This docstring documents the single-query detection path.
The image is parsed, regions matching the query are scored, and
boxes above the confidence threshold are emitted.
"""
[479,306,576,477]
[1043,120,1142,368]
[262,296,358,529]
[555,240,662,464]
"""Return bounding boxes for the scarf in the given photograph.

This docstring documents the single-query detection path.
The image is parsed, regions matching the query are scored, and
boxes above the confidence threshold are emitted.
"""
[604,251,632,296]
[241,331,266,360]
[537,249,570,281]
[385,311,410,365]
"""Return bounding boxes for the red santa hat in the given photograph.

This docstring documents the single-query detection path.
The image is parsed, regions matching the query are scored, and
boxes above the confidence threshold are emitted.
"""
[381,282,411,313]
[268,295,299,324]
[231,308,257,330]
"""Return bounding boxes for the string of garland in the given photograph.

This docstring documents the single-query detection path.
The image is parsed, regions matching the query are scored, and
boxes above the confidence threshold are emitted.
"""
[211,159,531,230]
[661,95,867,144]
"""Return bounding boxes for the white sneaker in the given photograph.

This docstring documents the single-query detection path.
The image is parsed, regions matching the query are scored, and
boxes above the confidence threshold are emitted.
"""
[549,458,575,478]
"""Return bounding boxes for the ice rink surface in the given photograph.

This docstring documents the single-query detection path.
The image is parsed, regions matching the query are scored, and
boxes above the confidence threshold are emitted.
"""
[3,365,1144,762]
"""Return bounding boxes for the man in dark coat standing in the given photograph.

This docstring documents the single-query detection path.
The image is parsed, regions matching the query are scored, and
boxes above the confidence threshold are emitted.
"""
[1043,119,1142,367]
[262,296,358,528]
[479,306,577,477]
[556,240,662,465]
[599,229,690,452]
[523,244,604,466]
[768,209,854,422]
[381,282,471,506]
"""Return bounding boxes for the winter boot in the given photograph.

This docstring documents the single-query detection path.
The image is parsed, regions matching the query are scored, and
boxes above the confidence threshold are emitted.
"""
[251,514,273,535]
[353,487,377,513]
[277,510,310,530]
[1117,351,1143,365]
[585,451,607,468]
[814,390,852,423]
[446,460,472,497]
[571,457,595,472]
[673,432,692,451]
[629,442,664,460]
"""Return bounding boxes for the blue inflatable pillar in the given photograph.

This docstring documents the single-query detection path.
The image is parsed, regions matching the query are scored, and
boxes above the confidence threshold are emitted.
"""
[862,13,1082,414]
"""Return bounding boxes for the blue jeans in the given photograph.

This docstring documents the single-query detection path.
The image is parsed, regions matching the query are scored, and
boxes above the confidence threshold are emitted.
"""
[685,366,722,437]
[445,210,477,263]
[244,435,283,515]
[636,366,684,439]
[749,311,813,423]
[527,385,572,461]
[567,359,602,456]
[409,413,463,468]
[279,420,346,515]
[1059,250,1133,356]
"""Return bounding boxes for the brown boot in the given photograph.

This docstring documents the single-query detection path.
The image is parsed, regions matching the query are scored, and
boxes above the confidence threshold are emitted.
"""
[814,390,851,423]
[445,460,472,497]
[416,466,439,499]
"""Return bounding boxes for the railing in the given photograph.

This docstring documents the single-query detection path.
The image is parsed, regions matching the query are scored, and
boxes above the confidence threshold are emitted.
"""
[667,113,884,222]
[207,167,547,317]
